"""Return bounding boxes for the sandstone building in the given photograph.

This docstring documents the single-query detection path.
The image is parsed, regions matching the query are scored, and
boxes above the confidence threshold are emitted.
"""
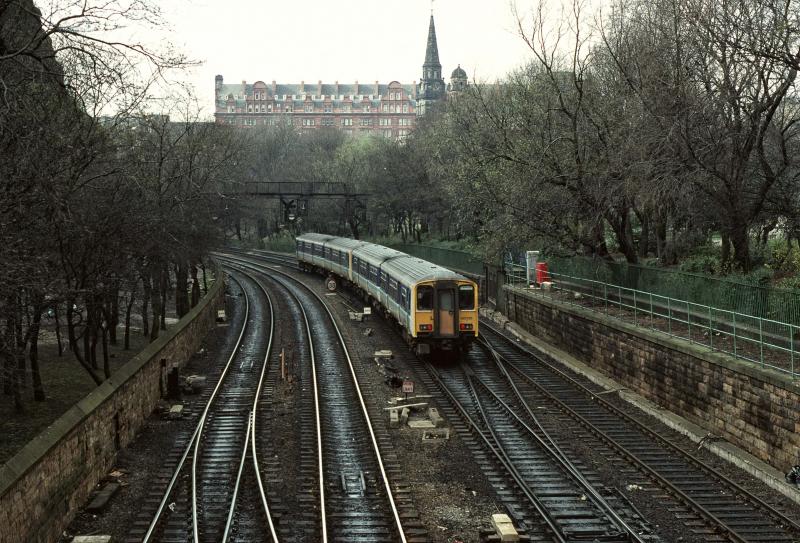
[213,14,465,138]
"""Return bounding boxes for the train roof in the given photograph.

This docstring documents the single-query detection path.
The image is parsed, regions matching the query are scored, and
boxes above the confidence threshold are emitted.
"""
[352,243,407,266]
[325,237,370,251]
[297,233,472,285]
[382,255,467,284]
[297,233,337,244]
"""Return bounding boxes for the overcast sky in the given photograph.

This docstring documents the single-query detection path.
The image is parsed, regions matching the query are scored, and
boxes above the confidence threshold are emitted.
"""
[156,0,538,118]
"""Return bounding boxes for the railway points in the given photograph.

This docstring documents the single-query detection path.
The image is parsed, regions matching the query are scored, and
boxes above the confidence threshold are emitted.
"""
[57,246,800,543]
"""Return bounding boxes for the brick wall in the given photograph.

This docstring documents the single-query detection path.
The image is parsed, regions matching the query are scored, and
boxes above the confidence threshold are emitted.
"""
[504,286,800,472]
[0,276,226,543]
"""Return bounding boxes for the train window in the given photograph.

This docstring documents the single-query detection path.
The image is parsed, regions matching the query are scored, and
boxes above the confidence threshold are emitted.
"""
[296,240,301,252]
[417,286,434,311]
[360,260,368,277]
[353,257,360,273]
[459,285,475,310]
[370,265,379,284]
[400,287,408,309]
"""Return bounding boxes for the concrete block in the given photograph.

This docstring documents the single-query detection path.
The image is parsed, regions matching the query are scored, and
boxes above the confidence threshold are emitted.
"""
[374,350,393,359]
[167,405,184,419]
[185,375,206,392]
[389,409,399,428]
[400,408,410,426]
[73,537,112,543]
[491,513,519,542]
[428,407,444,428]
[348,311,363,321]
[407,419,435,429]
[85,482,120,514]
[216,309,226,322]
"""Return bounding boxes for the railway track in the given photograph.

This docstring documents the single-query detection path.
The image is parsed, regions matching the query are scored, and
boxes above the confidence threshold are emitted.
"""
[479,322,800,543]
[218,254,422,542]
[426,353,651,542]
[129,271,278,543]
[222,247,800,542]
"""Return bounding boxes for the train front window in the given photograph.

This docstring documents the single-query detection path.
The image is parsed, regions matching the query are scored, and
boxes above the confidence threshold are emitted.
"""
[417,286,434,310]
[459,285,475,310]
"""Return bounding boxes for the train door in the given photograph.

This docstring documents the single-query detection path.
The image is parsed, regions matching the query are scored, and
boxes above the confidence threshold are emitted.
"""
[437,288,457,336]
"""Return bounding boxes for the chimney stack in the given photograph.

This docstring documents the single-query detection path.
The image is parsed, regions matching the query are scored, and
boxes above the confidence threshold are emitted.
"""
[374,81,379,96]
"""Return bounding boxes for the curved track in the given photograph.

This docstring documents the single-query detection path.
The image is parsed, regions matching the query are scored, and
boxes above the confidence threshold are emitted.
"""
[218,254,411,542]
[140,271,278,543]
[480,322,800,543]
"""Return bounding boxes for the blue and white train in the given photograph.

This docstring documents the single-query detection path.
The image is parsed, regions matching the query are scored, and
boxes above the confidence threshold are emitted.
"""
[296,233,478,354]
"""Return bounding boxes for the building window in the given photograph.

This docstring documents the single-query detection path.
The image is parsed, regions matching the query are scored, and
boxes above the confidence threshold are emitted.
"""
[402,104,409,113]
[268,104,273,112]
[228,106,234,113]
[364,104,371,112]
[383,129,392,138]
[360,118,372,126]
[322,118,334,126]
[303,118,315,126]
[399,118,412,126]
[379,118,392,126]
[382,104,389,112]
[342,118,352,126]
[342,105,351,113]
[286,106,292,112]
[324,104,332,113]
[304,104,313,112]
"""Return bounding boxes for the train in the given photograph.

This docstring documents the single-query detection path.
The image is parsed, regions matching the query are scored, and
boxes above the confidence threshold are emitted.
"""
[296,233,479,354]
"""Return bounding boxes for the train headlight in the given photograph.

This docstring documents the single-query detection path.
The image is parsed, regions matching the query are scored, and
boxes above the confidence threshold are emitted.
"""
[459,323,473,331]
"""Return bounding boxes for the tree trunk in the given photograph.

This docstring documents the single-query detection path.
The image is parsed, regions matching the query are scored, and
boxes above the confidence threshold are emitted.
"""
[721,232,732,272]
[141,275,151,337]
[150,268,162,342]
[109,285,119,345]
[124,283,137,350]
[160,264,168,331]
[29,299,45,401]
[638,212,650,259]
[730,225,752,272]
[101,311,110,379]
[66,299,103,385]
[175,261,189,318]
[54,303,63,357]
[201,264,208,294]
[190,265,201,308]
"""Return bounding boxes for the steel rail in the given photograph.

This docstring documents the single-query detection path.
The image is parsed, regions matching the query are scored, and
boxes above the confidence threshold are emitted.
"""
[142,273,251,543]
[245,273,280,542]
[425,363,568,543]
[223,413,253,542]
[218,254,408,543]
[480,320,800,542]
[220,257,327,542]
[219,269,279,542]
[476,337,647,542]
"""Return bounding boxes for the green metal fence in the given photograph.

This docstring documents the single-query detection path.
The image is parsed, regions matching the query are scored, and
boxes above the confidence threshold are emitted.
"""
[547,256,800,326]
[506,265,799,378]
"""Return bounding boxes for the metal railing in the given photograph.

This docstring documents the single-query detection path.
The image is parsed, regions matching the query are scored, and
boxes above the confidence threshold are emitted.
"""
[507,265,798,379]
[547,256,800,326]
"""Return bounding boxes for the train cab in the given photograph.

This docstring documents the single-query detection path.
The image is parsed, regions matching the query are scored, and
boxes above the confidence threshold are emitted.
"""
[414,279,478,353]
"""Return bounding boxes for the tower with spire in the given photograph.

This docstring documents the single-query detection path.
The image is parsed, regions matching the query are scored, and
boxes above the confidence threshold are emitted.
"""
[417,14,446,115]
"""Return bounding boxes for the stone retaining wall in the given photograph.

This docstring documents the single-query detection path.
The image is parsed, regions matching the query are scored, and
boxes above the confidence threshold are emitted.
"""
[504,286,800,472]
[0,276,225,543]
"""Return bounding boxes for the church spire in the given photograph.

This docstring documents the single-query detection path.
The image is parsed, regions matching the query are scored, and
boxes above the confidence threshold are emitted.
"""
[423,14,441,70]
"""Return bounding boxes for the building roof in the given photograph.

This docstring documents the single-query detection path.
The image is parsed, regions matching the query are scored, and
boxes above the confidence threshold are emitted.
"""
[423,15,441,69]
[217,82,416,100]
[451,65,467,80]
